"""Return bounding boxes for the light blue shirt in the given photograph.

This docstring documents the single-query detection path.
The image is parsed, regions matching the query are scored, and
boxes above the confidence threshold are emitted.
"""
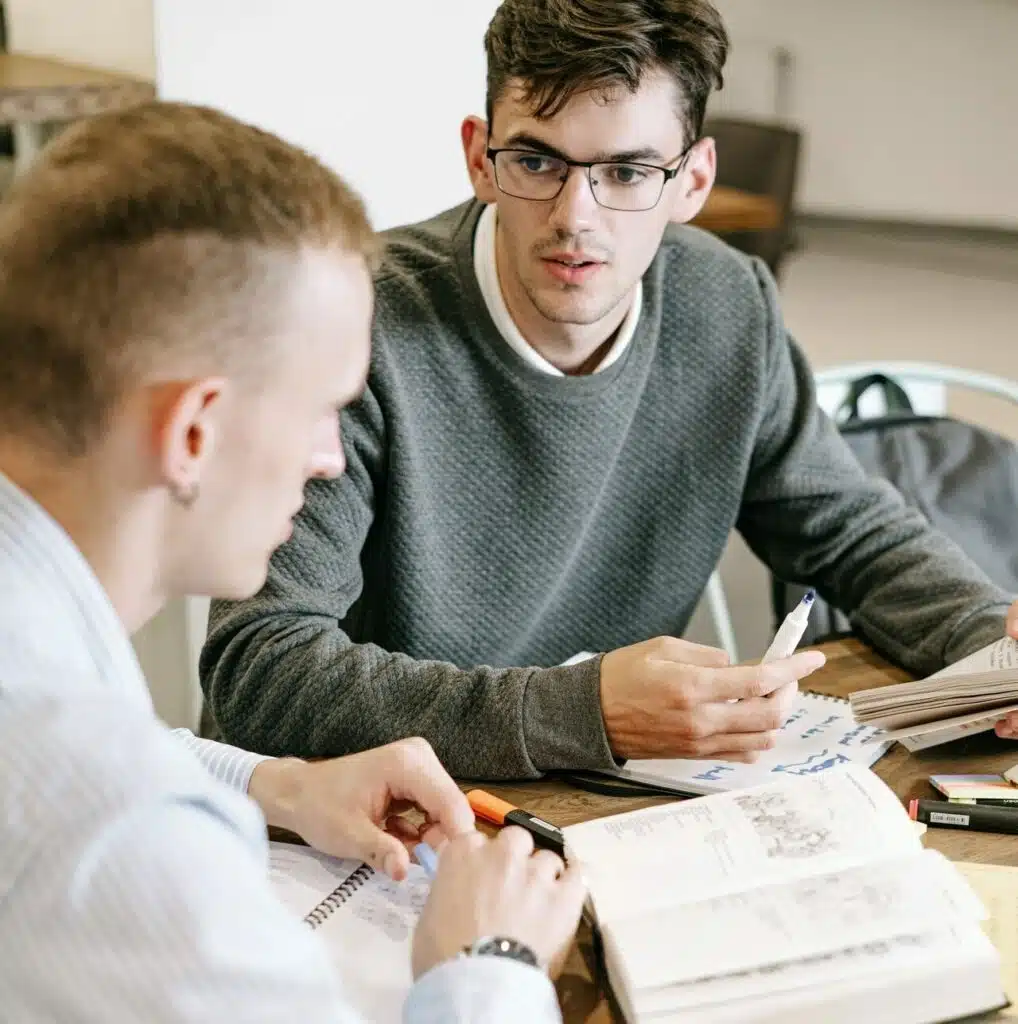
[0,471,560,1022]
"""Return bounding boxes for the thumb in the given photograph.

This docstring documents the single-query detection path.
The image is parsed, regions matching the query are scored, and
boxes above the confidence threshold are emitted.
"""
[347,817,411,880]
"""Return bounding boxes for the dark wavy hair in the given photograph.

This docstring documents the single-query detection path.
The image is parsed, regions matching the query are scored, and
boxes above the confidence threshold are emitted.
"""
[485,0,729,146]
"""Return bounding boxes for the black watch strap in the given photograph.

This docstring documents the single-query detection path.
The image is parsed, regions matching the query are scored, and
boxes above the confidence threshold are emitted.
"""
[461,936,539,967]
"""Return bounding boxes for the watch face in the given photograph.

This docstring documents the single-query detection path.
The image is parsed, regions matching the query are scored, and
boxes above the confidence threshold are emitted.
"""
[470,936,539,967]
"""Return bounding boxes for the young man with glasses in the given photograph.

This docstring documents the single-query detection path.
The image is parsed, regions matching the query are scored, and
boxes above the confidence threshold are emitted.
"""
[203,0,1018,779]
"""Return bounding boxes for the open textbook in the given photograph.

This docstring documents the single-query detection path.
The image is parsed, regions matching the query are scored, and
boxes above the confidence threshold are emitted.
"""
[564,765,1006,1023]
[268,842,428,1023]
[850,637,1018,751]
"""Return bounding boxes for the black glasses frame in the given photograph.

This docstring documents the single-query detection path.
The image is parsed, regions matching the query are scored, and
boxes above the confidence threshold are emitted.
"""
[485,143,696,211]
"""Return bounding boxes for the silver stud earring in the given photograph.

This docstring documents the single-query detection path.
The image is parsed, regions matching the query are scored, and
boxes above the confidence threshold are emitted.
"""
[170,480,200,508]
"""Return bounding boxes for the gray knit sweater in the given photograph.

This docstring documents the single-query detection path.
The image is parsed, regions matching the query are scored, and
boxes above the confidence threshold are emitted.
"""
[201,200,1011,779]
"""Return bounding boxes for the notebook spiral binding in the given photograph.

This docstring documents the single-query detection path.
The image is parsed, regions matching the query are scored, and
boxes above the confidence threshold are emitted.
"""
[800,689,849,704]
[303,864,374,930]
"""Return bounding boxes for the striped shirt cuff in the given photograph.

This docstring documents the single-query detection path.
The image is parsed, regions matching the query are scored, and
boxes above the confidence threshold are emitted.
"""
[172,729,272,794]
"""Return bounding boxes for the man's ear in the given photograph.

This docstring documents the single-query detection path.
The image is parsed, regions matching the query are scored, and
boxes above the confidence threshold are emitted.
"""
[150,377,227,499]
[461,115,498,204]
[668,136,717,224]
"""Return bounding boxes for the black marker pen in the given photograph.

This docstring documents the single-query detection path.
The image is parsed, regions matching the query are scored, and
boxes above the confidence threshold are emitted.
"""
[909,798,1018,836]
[466,789,565,854]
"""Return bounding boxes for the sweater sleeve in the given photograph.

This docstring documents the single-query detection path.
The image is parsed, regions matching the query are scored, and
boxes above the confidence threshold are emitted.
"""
[736,259,1013,676]
[199,387,615,781]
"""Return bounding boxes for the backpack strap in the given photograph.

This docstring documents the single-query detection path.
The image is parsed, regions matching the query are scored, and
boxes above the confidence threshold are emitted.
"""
[838,373,915,423]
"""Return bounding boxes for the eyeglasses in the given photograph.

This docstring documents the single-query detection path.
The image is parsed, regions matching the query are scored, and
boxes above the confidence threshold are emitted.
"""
[486,145,694,212]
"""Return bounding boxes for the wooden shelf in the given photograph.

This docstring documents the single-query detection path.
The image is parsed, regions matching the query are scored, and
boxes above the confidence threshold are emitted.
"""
[0,53,154,124]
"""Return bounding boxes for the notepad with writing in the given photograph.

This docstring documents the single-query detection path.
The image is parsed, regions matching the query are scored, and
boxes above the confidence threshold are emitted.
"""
[599,690,889,797]
[268,842,429,1023]
[564,765,1007,1023]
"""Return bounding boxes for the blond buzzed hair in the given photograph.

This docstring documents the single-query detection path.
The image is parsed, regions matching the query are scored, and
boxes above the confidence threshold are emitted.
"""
[0,101,378,456]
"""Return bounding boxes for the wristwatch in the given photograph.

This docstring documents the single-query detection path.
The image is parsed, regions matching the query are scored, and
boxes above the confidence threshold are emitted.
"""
[460,936,539,967]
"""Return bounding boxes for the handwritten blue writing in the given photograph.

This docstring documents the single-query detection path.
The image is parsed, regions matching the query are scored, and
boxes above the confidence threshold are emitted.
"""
[799,714,842,740]
[693,765,738,782]
[782,708,808,729]
[772,751,852,776]
[838,724,875,746]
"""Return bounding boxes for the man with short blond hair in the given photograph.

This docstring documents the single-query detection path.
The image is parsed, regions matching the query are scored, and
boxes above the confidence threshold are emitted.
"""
[0,102,583,1022]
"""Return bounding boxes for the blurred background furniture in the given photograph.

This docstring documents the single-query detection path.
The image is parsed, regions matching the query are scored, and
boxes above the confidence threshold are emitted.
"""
[768,362,1018,647]
[692,184,781,235]
[0,51,153,173]
[704,116,803,280]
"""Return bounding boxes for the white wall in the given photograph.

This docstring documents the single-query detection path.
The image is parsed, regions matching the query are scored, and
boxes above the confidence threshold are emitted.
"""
[712,0,1018,228]
[155,0,501,231]
[13,0,1017,228]
[150,0,504,724]
[129,597,206,729]
[6,0,155,77]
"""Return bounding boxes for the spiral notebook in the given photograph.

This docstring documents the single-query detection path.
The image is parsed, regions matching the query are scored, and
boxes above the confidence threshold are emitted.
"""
[268,842,429,1023]
[597,690,891,797]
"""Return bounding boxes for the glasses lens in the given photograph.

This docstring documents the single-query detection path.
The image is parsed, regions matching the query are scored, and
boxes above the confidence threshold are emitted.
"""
[589,163,667,212]
[494,151,568,200]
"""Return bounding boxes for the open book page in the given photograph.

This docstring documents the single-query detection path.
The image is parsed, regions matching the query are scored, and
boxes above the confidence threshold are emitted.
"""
[269,842,428,1024]
[605,849,985,991]
[627,923,1000,1020]
[565,766,919,923]
[958,862,1018,1018]
[930,637,1018,680]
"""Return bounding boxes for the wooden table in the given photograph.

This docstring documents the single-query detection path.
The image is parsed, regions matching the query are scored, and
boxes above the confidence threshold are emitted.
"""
[0,52,155,172]
[692,185,781,233]
[481,638,1018,1022]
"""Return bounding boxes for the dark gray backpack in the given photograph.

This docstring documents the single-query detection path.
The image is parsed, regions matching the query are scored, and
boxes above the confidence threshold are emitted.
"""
[772,374,1018,644]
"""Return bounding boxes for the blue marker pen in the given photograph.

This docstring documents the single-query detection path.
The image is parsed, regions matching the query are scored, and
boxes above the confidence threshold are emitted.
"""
[414,843,439,880]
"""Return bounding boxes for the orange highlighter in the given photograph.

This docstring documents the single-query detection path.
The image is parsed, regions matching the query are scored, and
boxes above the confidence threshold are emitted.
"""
[466,790,565,854]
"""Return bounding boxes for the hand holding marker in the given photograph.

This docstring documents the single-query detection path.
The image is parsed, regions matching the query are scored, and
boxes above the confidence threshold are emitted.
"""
[414,791,566,878]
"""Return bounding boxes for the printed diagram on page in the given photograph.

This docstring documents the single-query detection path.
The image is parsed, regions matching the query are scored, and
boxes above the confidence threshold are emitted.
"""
[734,790,838,860]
